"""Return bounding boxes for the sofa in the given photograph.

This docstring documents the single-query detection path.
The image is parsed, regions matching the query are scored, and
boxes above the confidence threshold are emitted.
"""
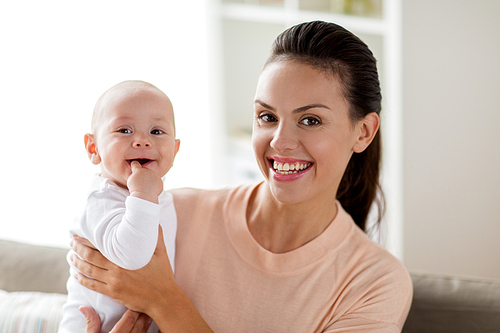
[1,238,500,332]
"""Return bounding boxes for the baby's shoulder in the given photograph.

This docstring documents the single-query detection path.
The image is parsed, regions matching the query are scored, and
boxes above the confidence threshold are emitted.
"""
[87,175,127,196]
[84,177,129,209]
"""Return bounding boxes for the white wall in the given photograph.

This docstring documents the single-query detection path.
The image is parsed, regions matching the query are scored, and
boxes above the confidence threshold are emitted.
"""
[0,1,214,248]
[402,0,500,279]
[3,1,499,280]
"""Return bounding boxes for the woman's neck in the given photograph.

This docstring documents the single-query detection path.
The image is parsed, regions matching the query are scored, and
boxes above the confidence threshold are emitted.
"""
[246,183,338,254]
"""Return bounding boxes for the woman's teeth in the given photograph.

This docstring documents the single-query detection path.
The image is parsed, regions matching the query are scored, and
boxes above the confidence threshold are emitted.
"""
[273,161,311,175]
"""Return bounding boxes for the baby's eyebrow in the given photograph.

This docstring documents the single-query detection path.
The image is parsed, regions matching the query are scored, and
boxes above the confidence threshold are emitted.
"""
[111,116,133,123]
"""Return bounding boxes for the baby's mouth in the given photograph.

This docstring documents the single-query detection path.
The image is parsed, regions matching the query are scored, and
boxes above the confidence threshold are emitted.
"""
[127,159,152,166]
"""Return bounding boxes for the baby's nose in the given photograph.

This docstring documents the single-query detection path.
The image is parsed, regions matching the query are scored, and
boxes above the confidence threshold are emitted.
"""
[133,136,151,148]
[134,142,150,147]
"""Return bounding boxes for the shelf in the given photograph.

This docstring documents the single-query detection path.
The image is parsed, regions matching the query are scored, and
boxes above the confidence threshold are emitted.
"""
[221,2,387,35]
[221,3,288,24]
[212,0,404,258]
[293,10,386,34]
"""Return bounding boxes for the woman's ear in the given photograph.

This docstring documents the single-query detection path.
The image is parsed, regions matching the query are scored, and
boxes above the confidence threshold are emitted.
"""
[352,112,380,153]
[84,133,101,165]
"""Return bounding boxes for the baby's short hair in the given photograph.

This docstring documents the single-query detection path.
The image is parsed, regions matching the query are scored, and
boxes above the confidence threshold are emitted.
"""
[91,80,170,134]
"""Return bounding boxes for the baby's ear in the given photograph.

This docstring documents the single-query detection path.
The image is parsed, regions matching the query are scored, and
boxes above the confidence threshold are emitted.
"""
[174,139,180,157]
[84,133,101,165]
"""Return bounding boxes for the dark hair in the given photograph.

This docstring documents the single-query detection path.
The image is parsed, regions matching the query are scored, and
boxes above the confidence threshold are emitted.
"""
[267,20,384,233]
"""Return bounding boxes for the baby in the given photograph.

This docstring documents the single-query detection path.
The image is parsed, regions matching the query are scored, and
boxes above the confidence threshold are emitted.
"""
[59,80,180,333]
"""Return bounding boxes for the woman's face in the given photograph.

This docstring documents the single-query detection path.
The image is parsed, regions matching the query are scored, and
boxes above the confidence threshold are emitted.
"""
[252,60,370,206]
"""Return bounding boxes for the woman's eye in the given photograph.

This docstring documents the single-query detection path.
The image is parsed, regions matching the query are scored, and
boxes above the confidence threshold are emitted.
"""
[118,128,132,134]
[258,113,277,123]
[300,117,321,126]
[151,129,164,135]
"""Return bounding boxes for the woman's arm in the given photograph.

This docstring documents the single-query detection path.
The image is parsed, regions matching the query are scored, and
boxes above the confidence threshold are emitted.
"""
[71,226,213,333]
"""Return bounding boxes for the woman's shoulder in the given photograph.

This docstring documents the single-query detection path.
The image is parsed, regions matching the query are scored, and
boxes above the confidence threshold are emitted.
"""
[332,206,412,305]
[334,205,410,282]
[342,225,413,314]
[348,225,412,284]
[168,183,257,212]
[327,222,413,329]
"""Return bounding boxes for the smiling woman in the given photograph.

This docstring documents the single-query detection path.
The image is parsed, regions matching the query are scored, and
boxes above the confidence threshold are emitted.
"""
[253,52,381,234]
[0,1,213,248]
[252,59,380,239]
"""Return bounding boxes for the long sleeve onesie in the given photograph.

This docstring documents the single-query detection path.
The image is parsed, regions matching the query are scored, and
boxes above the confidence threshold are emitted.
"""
[58,175,177,333]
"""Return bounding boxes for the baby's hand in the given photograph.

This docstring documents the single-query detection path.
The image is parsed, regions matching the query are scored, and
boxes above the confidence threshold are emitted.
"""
[127,161,163,204]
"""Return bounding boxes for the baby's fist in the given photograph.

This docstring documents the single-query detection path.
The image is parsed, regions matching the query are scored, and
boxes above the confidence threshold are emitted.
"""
[127,161,163,204]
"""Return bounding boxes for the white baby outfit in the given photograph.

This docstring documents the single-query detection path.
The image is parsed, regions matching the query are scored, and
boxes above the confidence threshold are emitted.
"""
[58,175,176,333]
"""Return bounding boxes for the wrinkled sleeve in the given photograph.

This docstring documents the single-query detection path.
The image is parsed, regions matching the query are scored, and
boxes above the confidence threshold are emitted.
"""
[324,264,413,333]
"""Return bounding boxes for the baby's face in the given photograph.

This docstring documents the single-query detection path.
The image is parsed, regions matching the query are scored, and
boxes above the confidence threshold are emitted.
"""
[92,85,179,188]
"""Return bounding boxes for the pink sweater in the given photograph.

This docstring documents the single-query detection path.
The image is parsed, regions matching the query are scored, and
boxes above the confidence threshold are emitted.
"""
[172,183,412,332]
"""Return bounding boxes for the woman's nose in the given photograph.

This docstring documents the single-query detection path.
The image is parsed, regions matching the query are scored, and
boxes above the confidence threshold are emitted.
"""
[270,123,299,152]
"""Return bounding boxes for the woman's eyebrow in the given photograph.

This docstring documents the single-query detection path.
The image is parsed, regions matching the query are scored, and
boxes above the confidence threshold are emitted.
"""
[293,104,330,113]
[254,99,275,111]
[254,99,330,113]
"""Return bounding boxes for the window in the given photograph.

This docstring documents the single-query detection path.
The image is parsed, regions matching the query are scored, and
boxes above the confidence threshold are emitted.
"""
[0,1,213,247]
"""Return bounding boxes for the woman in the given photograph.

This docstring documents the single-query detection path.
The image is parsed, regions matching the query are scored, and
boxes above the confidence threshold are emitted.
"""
[72,20,413,332]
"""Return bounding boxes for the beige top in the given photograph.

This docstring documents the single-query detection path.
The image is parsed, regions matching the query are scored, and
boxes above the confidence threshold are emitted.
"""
[172,183,412,333]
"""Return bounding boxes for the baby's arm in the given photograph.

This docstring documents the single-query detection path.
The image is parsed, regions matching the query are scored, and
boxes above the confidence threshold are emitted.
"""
[127,160,163,204]
[80,167,165,270]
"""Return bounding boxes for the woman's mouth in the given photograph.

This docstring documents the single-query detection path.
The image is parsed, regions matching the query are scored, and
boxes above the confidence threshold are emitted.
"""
[270,159,312,175]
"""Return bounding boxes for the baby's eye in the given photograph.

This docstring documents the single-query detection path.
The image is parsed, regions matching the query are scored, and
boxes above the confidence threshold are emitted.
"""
[118,128,132,134]
[151,129,164,135]
[299,117,321,126]
[257,113,278,123]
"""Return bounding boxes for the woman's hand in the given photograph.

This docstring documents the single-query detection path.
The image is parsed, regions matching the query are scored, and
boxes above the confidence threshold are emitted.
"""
[71,226,174,313]
[72,226,213,332]
[80,306,152,333]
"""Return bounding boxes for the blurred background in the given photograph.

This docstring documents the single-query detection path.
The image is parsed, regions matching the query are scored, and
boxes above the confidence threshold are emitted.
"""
[1,0,499,280]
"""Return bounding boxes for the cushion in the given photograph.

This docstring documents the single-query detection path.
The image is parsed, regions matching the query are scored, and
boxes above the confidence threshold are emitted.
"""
[0,239,70,294]
[0,290,66,333]
[403,273,500,333]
